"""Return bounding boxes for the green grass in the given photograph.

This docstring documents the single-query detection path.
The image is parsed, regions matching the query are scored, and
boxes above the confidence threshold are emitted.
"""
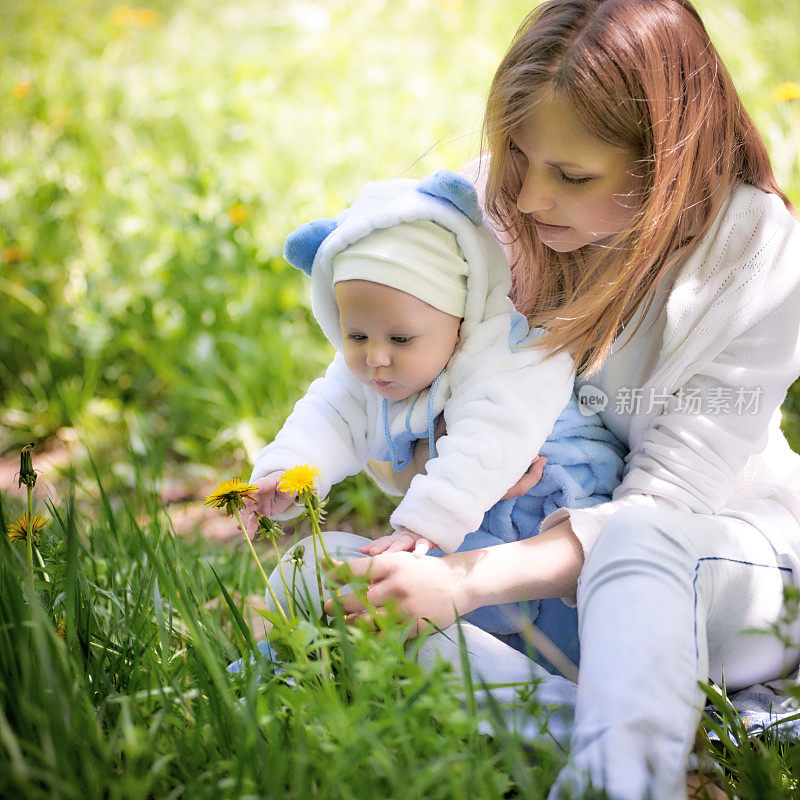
[3,454,800,800]
[0,462,570,800]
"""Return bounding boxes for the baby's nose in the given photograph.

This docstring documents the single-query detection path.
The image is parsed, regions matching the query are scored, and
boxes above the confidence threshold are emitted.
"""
[366,344,391,367]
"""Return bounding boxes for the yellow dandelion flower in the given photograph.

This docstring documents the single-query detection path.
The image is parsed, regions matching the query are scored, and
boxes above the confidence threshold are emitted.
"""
[12,80,32,99]
[774,82,800,103]
[227,203,249,226]
[203,477,259,515]
[110,7,162,27]
[7,514,48,546]
[277,464,321,495]
[56,619,66,639]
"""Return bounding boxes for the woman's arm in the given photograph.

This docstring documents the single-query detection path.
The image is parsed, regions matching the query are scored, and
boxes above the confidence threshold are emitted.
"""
[459,517,584,609]
[326,516,583,634]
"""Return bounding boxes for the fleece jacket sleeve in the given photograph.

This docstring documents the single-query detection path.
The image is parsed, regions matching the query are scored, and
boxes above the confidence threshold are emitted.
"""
[250,353,372,518]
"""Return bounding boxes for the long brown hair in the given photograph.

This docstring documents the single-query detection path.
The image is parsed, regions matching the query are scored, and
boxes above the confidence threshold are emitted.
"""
[483,0,792,376]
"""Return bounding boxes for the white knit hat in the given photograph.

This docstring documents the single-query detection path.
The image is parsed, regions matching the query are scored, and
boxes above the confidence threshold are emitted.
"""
[332,220,468,317]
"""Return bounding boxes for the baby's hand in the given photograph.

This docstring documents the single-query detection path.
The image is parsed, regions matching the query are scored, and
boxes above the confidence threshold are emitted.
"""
[240,472,297,540]
[359,527,434,556]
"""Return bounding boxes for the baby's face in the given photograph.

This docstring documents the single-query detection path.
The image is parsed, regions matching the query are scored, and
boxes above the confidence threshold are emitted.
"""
[335,279,462,401]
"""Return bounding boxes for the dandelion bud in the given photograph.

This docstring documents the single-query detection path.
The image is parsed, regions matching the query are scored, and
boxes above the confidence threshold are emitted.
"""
[254,512,284,543]
[289,545,306,567]
[18,443,36,488]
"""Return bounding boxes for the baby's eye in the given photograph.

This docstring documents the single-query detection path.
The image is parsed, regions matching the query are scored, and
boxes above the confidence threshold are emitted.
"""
[391,336,412,344]
[347,333,367,342]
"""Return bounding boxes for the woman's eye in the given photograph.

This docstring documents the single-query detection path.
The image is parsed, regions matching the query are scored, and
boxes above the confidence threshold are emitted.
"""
[559,172,593,185]
[508,140,523,155]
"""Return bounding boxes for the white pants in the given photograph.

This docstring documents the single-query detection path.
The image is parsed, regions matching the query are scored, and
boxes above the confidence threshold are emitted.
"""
[267,508,800,800]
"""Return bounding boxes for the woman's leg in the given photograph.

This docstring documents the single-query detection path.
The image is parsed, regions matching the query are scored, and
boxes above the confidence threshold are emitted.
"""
[550,506,799,800]
[415,619,578,750]
[265,531,370,618]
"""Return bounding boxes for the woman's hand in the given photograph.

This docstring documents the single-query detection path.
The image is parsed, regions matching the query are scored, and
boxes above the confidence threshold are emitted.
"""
[324,551,473,636]
[325,518,584,637]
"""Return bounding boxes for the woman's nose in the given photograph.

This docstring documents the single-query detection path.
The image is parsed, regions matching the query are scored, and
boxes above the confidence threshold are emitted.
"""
[516,171,554,215]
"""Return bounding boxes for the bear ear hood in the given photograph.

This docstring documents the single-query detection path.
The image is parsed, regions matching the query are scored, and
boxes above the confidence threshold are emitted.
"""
[417,170,483,226]
[283,218,338,276]
[282,169,512,351]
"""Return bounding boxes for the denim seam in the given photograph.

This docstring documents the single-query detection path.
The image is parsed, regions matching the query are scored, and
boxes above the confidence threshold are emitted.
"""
[692,556,792,663]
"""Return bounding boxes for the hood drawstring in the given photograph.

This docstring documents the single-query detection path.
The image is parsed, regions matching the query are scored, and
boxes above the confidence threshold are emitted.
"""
[382,371,442,472]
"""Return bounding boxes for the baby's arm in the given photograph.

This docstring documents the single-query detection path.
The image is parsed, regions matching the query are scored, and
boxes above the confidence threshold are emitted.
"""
[362,433,547,553]
[250,353,373,510]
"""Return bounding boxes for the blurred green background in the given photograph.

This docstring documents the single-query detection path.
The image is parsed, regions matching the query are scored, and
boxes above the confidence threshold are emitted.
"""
[1,0,799,489]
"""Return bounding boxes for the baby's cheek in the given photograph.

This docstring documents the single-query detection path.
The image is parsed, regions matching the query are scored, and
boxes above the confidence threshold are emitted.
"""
[341,347,359,374]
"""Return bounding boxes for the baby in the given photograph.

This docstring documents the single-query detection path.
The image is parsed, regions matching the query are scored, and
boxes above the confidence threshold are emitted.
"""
[245,170,582,557]
[246,171,621,580]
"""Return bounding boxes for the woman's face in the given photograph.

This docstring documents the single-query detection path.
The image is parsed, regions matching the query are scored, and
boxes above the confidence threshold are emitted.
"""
[509,94,644,252]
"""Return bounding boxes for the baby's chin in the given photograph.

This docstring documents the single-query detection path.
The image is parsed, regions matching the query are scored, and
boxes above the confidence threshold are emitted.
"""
[373,383,414,401]
[360,378,416,402]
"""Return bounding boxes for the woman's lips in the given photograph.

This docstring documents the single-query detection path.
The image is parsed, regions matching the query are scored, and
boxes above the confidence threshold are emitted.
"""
[533,218,571,232]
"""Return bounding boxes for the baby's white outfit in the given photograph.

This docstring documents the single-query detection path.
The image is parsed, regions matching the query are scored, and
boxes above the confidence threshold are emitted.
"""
[251,173,574,554]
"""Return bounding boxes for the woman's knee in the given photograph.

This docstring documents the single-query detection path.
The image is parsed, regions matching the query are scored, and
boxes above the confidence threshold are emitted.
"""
[579,505,700,594]
[274,531,369,571]
[266,530,371,614]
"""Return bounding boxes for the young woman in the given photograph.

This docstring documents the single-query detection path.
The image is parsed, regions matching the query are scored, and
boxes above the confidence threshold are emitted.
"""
[318,1,800,798]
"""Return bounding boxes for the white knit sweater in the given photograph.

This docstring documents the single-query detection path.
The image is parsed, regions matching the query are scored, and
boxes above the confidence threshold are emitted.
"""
[536,185,800,579]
